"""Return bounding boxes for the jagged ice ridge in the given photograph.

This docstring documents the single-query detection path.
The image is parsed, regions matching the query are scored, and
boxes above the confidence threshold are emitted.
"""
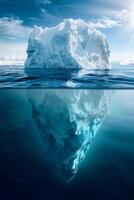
[25,19,110,70]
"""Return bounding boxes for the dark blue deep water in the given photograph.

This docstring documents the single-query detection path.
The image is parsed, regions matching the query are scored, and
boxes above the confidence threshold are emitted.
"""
[0,65,134,88]
[0,89,134,200]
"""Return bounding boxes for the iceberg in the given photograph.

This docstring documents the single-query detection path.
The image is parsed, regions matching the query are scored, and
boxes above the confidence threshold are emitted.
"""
[25,19,110,70]
[28,90,112,182]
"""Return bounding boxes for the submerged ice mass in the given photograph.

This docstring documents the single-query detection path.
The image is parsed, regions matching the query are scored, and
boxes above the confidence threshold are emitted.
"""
[28,90,112,182]
[25,19,110,70]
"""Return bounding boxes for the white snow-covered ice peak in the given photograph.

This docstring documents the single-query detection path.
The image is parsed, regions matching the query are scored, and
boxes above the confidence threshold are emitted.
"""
[25,19,110,70]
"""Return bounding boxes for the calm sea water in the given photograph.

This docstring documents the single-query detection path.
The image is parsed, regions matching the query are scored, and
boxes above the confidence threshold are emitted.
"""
[0,89,134,200]
[0,65,134,88]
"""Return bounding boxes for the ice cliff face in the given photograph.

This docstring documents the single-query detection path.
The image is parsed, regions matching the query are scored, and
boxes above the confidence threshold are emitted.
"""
[28,90,112,182]
[25,19,110,70]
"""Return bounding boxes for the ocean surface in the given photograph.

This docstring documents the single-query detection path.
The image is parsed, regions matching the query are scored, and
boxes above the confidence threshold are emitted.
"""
[0,89,134,200]
[0,65,134,88]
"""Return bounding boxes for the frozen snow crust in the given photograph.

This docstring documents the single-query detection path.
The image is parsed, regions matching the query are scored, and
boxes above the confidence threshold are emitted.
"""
[25,19,110,70]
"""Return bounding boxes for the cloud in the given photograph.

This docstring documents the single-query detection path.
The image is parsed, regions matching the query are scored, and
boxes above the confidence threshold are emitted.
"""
[0,42,27,65]
[110,52,134,64]
[0,17,32,40]
[41,9,54,18]
[42,0,52,4]
[89,9,129,29]
[89,17,119,29]
[0,54,25,65]
[110,9,128,22]
[0,59,25,66]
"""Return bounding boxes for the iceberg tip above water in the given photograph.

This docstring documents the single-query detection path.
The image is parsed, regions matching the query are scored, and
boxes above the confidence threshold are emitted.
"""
[25,19,110,70]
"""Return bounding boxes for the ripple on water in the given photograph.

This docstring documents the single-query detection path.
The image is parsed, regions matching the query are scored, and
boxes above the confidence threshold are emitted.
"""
[0,65,134,88]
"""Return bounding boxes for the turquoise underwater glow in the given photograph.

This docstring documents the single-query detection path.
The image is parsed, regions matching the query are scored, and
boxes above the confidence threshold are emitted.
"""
[0,89,134,199]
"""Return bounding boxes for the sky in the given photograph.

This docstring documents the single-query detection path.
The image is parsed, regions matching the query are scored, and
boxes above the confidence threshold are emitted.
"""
[0,0,134,62]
